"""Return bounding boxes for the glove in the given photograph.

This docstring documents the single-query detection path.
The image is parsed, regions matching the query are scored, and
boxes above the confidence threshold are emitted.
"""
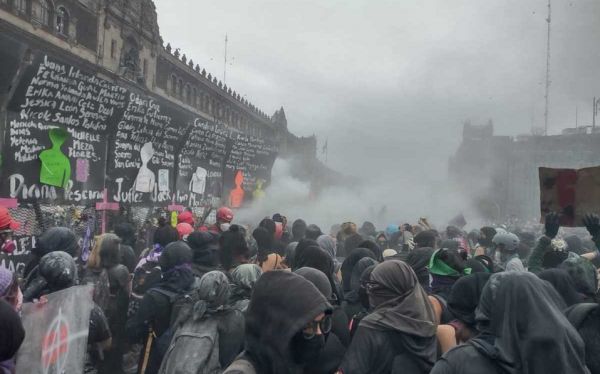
[544,212,560,239]
[583,214,600,237]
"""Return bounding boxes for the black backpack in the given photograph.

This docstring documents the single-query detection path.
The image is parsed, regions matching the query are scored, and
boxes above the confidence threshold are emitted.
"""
[147,286,205,359]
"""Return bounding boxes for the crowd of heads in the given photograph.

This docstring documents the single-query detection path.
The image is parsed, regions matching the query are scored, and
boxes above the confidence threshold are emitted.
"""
[1,206,600,374]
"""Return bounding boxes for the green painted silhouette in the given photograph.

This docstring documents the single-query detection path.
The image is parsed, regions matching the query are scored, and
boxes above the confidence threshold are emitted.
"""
[39,127,71,188]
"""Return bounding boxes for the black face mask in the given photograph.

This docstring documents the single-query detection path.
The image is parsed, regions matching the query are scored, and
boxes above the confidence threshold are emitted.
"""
[358,285,370,309]
[290,331,326,365]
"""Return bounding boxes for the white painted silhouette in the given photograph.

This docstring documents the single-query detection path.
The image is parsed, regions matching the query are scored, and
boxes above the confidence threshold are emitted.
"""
[134,142,155,193]
[189,166,208,195]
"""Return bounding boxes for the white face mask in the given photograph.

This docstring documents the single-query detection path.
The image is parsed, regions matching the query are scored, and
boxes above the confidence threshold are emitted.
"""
[220,223,231,232]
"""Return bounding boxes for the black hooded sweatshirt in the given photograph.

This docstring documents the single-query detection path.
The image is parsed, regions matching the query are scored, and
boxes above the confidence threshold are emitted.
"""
[126,241,196,374]
[340,261,437,374]
[224,271,332,374]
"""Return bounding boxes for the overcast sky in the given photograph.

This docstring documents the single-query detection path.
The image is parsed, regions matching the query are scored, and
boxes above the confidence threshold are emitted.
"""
[154,0,600,181]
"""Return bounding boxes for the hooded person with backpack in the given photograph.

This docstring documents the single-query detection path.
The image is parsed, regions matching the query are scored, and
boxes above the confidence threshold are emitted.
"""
[223,271,332,374]
[338,260,437,374]
[159,271,245,374]
[92,234,131,374]
[126,241,195,374]
[229,264,262,313]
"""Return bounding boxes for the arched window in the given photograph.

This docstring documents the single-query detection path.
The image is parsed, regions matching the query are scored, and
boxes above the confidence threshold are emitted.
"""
[15,0,27,13]
[55,6,69,35]
[178,78,183,98]
[33,0,51,25]
[170,74,177,95]
[192,88,198,107]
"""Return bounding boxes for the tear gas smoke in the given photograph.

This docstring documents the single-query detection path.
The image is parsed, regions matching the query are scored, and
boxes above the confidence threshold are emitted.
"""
[235,158,486,230]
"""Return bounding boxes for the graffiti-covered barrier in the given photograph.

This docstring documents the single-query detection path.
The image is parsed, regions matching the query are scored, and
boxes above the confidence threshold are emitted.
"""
[0,46,278,272]
[3,53,278,206]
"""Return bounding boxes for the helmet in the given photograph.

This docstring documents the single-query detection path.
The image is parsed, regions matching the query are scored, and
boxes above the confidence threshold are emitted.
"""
[492,232,520,252]
[216,207,234,223]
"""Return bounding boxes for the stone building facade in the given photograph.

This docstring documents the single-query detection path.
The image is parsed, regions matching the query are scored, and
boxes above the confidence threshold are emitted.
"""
[0,0,318,159]
[449,122,600,222]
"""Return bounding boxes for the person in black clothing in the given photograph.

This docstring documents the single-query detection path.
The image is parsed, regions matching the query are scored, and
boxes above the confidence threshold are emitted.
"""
[292,219,307,242]
[342,257,378,319]
[306,224,324,241]
[187,231,220,279]
[295,267,348,374]
[348,264,377,339]
[126,241,195,374]
[23,227,79,283]
[340,248,377,313]
[160,271,245,371]
[431,272,589,374]
[538,268,583,307]
[219,226,251,272]
[293,245,344,305]
[113,222,138,272]
[343,234,365,258]
[20,251,112,370]
[229,264,262,313]
[339,260,437,374]
[97,234,131,374]
[358,240,382,261]
[223,271,332,374]
[442,273,491,348]
[405,247,434,292]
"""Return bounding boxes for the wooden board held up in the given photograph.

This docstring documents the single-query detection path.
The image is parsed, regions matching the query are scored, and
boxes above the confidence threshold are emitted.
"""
[539,166,600,226]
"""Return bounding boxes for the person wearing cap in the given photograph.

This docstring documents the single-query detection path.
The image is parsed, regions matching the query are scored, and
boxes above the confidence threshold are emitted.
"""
[0,207,20,254]
[177,210,195,227]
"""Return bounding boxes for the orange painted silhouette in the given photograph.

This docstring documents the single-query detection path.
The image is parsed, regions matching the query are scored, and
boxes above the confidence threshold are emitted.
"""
[229,170,245,208]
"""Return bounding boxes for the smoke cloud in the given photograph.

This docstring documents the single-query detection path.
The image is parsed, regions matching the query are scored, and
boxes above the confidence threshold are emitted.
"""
[235,158,481,230]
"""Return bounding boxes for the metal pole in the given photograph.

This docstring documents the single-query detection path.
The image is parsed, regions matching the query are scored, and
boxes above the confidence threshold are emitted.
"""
[594,97,596,129]
[544,0,551,136]
[223,34,228,84]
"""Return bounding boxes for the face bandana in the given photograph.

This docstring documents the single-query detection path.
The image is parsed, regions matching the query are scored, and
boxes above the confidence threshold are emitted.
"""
[291,331,326,365]
[220,223,231,232]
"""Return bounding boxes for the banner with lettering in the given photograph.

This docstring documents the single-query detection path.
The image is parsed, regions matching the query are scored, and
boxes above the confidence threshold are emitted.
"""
[0,234,36,275]
[539,166,600,226]
[223,130,278,208]
[16,285,94,374]
[106,91,191,205]
[175,119,228,208]
[2,54,128,203]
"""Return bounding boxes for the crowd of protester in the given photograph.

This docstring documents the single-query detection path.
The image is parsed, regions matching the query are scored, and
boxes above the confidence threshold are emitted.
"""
[1,204,600,374]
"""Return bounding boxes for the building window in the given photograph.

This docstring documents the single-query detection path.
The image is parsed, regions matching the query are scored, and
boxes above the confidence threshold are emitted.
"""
[142,59,148,79]
[33,0,51,25]
[15,0,27,13]
[192,88,197,107]
[171,74,177,95]
[178,78,183,98]
[55,6,69,35]
[185,84,191,104]
[110,39,117,59]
